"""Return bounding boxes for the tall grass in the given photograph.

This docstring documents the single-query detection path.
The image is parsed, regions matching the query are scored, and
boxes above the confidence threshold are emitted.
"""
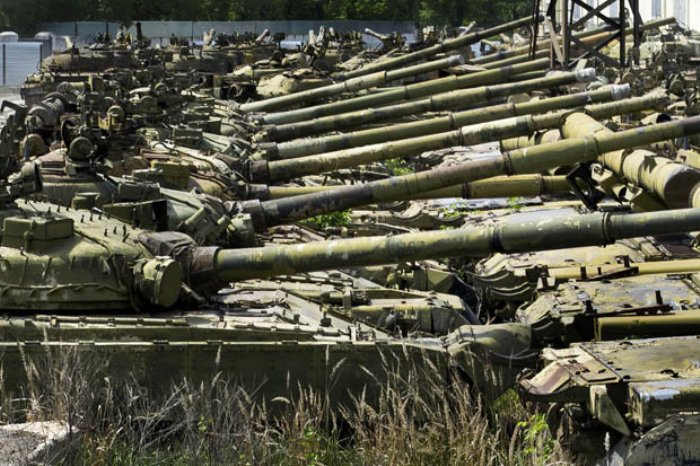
[0,345,570,465]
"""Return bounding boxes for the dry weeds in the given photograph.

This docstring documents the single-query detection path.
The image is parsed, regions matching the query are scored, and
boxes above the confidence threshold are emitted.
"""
[0,345,570,465]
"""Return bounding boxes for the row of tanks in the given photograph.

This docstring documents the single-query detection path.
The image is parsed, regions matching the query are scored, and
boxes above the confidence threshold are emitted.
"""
[3,12,700,465]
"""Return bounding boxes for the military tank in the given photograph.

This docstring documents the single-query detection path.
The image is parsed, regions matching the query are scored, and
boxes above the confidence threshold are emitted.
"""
[37,23,154,75]
[13,112,700,253]
[520,336,700,465]
[5,150,700,399]
[9,12,700,462]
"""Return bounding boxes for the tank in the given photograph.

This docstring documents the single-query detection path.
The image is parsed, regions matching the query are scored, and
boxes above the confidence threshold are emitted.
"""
[6,157,700,311]
[166,45,231,74]
[40,42,141,73]
[28,146,256,248]
[253,70,335,99]
[519,336,700,465]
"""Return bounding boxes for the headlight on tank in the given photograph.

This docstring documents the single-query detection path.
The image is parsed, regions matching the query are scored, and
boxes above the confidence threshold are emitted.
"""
[133,257,182,307]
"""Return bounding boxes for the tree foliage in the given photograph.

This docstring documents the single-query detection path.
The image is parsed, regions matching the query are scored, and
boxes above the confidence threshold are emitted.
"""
[0,0,532,34]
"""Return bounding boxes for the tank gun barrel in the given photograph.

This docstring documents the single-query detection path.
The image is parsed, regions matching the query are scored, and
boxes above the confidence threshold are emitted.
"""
[480,49,549,69]
[258,84,632,160]
[363,28,387,40]
[333,16,537,81]
[239,115,700,228]
[239,54,464,114]
[550,257,700,281]
[249,91,661,183]
[214,208,700,283]
[263,174,570,200]
[255,29,270,44]
[459,22,477,36]
[256,62,576,141]
[254,58,550,127]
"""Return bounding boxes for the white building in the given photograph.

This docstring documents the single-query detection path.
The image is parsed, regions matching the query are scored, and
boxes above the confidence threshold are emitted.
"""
[638,0,699,30]
[567,0,699,31]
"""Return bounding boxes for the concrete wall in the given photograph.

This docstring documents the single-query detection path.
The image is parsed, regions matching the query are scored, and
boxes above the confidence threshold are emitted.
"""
[39,20,418,47]
[0,42,42,85]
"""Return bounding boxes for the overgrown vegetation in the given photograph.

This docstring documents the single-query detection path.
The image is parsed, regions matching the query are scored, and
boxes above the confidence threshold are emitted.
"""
[0,0,533,35]
[0,344,570,465]
[384,157,415,176]
[300,209,353,228]
[507,196,524,211]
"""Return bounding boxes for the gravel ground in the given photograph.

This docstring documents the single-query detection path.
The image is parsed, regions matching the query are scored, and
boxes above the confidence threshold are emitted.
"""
[0,429,43,464]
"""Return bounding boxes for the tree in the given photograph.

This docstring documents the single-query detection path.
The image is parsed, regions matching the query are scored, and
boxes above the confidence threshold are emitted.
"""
[0,8,10,30]
[0,0,535,35]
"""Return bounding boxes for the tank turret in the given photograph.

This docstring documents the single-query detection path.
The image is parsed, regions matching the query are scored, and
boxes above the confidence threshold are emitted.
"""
[32,147,256,248]
[519,336,700,465]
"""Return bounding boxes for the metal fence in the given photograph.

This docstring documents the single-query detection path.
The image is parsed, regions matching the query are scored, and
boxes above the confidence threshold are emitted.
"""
[39,20,418,47]
[1,42,43,86]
